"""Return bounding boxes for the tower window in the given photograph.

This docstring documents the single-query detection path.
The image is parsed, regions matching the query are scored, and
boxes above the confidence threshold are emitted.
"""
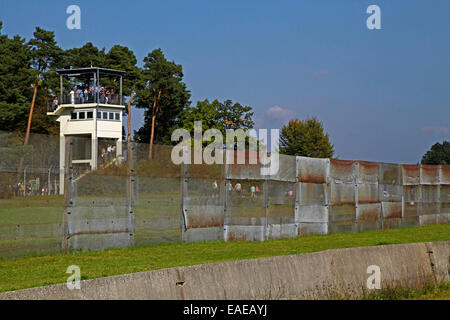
[71,112,77,120]
[87,111,93,119]
[78,112,86,120]
[115,113,120,120]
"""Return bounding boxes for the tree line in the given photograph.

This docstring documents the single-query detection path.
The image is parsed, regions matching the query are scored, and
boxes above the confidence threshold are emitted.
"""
[0,22,258,157]
[0,21,338,161]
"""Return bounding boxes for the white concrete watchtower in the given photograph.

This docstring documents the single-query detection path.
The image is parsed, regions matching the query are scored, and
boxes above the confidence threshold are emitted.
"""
[47,67,126,194]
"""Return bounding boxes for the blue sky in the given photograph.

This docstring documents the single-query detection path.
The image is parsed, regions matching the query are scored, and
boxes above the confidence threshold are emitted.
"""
[1,0,449,163]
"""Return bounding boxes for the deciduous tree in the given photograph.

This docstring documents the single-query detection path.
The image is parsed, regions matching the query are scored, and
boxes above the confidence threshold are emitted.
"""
[421,141,450,165]
[279,117,334,158]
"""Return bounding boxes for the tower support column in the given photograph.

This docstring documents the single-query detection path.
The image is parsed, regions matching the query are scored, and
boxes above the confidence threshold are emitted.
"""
[91,136,98,169]
[116,139,123,162]
[59,135,65,195]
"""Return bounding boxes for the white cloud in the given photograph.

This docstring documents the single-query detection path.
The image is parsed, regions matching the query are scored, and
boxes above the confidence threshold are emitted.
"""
[266,106,296,122]
[313,70,329,79]
[420,126,449,136]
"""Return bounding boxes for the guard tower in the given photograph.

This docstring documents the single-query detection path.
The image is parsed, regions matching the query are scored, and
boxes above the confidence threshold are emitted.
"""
[47,67,126,194]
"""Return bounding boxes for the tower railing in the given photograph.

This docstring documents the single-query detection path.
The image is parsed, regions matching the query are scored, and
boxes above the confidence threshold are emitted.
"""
[47,93,123,112]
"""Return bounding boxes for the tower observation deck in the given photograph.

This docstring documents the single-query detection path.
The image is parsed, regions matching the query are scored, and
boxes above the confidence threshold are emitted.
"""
[47,67,126,194]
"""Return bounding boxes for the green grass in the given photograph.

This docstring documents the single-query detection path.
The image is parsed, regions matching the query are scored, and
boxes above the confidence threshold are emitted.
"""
[410,283,450,300]
[0,224,448,293]
[0,195,63,226]
[365,282,450,300]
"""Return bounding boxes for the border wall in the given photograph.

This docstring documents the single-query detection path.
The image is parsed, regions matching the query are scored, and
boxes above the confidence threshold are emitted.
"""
[66,146,449,252]
[181,155,449,245]
[0,130,449,256]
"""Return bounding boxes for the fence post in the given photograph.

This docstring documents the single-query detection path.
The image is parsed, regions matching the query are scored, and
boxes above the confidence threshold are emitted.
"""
[263,176,269,242]
[62,137,73,253]
[222,162,229,241]
[127,142,136,247]
[180,162,188,242]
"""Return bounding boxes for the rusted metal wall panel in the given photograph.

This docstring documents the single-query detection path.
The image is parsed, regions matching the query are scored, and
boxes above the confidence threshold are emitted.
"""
[354,220,381,232]
[355,204,381,232]
[226,151,263,180]
[296,157,329,184]
[227,217,266,226]
[403,185,420,202]
[329,204,355,223]
[441,203,450,215]
[269,154,296,182]
[295,157,330,235]
[298,222,327,235]
[265,223,297,240]
[183,227,224,242]
[421,185,440,217]
[330,182,355,205]
[329,182,355,223]
[420,165,439,185]
[402,185,421,217]
[225,225,265,242]
[379,184,402,202]
[67,233,133,252]
[422,203,440,216]
[400,216,420,228]
[226,179,265,221]
[228,163,263,180]
[402,164,420,185]
[296,204,328,223]
[267,181,295,219]
[401,164,420,227]
[379,163,402,185]
[330,159,355,183]
[357,161,379,184]
[181,163,225,242]
[184,198,224,229]
[184,178,224,229]
[440,185,450,212]
[381,202,402,219]
[420,215,437,226]
[421,185,439,202]
[440,165,450,184]
[357,184,379,204]
[328,160,356,228]
[356,203,381,221]
[135,176,181,246]
[436,214,449,224]
[382,218,401,229]
[355,161,381,231]
[69,173,134,252]
[403,202,421,217]
[328,221,354,234]
[297,182,328,205]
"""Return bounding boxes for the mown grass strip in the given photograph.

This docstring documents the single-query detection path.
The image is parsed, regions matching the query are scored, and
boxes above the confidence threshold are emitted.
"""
[365,282,450,300]
[0,224,448,293]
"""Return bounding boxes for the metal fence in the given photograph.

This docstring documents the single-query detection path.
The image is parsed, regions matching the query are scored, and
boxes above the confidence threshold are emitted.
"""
[0,131,62,258]
[0,130,449,257]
